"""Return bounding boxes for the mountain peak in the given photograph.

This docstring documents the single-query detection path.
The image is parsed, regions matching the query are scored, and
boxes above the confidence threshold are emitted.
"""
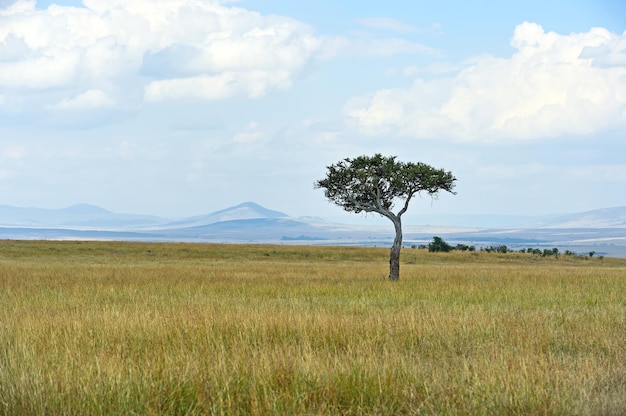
[163,202,288,228]
[234,201,267,209]
[220,202,287,218]
[204,202,287,221]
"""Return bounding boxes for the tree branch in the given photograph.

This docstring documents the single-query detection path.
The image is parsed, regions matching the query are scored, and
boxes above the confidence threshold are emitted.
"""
[397,193,413,218]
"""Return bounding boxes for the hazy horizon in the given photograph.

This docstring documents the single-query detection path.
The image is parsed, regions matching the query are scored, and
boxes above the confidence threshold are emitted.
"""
[2,200,625,230]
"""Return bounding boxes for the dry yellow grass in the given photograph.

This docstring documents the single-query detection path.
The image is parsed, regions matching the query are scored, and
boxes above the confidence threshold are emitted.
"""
[0,241,624,415]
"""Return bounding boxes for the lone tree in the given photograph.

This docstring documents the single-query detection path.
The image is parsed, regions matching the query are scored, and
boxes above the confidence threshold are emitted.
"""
[315,154,456,281]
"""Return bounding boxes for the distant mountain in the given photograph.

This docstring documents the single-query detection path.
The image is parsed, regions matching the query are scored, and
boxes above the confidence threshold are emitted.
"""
[0,201,290,230]
[166,218,320,241]
[2,202,625,231]
[1,202,625,258]
[522,207,626,228]
[164,202,288,228]
[62,203,111,215]
[0,203,168,228]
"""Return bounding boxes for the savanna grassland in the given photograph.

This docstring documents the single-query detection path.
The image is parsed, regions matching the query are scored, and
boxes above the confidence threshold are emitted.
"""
[0,240,624,415]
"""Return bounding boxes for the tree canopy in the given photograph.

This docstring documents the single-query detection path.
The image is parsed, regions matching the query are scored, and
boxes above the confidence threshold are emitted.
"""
[316,154,456,219]
[316,154,456,280]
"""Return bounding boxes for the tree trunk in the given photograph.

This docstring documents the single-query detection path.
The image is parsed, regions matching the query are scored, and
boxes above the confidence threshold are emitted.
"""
[389,216,402,281]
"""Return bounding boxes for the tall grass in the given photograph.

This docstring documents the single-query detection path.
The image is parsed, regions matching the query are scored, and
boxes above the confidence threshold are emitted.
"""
[0,241,624,415]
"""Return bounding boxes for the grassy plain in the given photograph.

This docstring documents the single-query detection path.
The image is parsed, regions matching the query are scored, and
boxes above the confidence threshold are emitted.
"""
[0,240,624,415]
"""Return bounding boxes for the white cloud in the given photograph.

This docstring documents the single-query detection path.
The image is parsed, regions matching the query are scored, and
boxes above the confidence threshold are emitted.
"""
[0,0,33,15]
[345,23,626,141]
[50,89,115,110]
[144,71,292,102]
[0,0,323,103]
[0,0,441,109]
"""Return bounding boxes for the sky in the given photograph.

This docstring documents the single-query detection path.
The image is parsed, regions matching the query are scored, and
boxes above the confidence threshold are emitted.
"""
[0,0,625,222]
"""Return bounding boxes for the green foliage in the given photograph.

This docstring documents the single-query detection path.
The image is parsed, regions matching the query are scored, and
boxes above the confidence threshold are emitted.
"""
[481,245,509,254]
[454,243,471,251]
[315,154,456,217]
[540,248,560,258]
[316,154,457,280]
[428,236,453,252]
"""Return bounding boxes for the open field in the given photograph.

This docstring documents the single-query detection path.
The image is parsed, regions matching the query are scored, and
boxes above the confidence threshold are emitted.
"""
[0,241,624,415]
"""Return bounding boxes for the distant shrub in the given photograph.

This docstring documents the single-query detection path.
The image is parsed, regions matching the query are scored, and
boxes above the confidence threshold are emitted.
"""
[428,236,452,252]
[481,245,508,254]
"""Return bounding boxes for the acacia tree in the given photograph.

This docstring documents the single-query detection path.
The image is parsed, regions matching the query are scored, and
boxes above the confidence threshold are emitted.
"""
[315,154,456,281]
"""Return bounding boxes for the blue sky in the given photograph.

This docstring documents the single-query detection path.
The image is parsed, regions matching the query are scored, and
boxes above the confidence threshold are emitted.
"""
[1,0,625,222]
